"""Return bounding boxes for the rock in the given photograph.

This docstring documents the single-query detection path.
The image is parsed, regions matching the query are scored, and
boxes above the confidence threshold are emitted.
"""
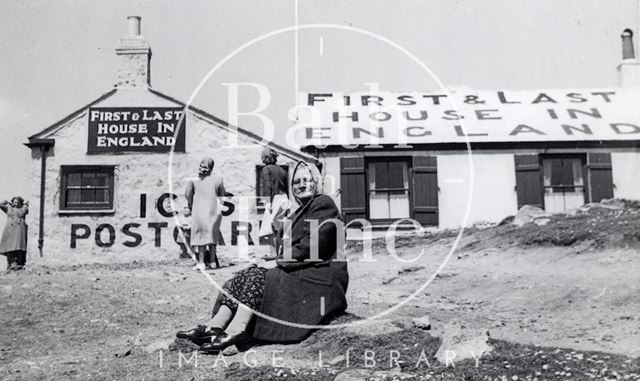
[434,319,493,365]
[533,217,551,226]
[168,338,200,352]
[499,215,515,226]
[382,276,398,285]
[473,221,497,230]
[343,319,404,336]
[513,205,548,227]
[143,338,174,354]
[328,354,345,365]
[391,317,414,330]
[398,265,425,274]
[335,368,416,381]
[114,347,133,358]
[222,345,239,356]
[412,315,431,330]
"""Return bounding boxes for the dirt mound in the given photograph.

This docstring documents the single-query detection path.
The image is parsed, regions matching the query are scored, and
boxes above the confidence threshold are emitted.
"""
[479,198,640,250]
[345,199,640,256]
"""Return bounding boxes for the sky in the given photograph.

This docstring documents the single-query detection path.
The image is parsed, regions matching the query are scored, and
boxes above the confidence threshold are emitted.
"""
[0,0,638,215]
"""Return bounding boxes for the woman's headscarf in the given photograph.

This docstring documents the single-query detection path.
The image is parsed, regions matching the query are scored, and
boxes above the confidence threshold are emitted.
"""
[261,147,279,165]
[291,161,324,204]
[198,157,215,176]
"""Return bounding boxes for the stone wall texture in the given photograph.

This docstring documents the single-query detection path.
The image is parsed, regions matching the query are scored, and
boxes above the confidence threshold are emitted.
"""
[27,89,302,265]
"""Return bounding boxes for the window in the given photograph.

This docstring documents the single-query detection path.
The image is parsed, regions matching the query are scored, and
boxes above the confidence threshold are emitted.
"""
[255,164,289,212]
[367,159,410,220]
[541,156,586,213]
[60,166,115,211]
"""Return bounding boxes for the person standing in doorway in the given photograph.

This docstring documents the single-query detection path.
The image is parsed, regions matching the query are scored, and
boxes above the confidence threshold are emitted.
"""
[257,148,289,260]
[186,158,225,269]
[0,197,29,271]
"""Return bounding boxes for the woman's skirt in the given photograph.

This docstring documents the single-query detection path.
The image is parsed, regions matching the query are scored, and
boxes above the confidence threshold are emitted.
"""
[218,265,268,312]
[0,221,27,254]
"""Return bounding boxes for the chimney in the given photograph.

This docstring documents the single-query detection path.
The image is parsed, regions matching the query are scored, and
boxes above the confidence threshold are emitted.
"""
[115,16,151,88]
[617,29,640,88]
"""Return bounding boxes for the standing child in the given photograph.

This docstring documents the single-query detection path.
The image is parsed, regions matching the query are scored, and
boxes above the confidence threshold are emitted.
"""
[175,206,192,259]
[0,197,29,271]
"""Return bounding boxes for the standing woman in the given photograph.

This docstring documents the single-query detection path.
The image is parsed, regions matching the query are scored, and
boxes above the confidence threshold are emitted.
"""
[186,158,225,269]
[0,197,29,271]
[257,148,290,259]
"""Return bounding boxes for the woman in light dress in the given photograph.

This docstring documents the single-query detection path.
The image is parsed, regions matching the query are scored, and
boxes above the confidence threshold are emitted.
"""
[185,158,225,269]
[0,196,29,271]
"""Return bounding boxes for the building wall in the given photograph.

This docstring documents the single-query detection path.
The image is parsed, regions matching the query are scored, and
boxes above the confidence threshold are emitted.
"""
[26,90,299,265]
[612,151,640,200]
[321,155,343,209]
[317,147,640,233]
[438,153,518,229]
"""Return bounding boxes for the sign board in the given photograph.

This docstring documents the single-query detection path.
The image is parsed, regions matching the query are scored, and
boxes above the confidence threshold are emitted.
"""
[87,107,186,153]
[294,89,640,147]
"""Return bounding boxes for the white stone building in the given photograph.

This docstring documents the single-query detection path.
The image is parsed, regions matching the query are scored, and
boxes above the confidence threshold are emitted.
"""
[25,17,310,264]
[300,30,640,230]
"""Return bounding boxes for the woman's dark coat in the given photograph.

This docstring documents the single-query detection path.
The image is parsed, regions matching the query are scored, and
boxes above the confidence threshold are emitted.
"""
[260,164,288,202]
[252,194,349,342]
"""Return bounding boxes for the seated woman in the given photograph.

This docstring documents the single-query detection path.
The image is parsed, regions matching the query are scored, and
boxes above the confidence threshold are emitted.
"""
[176,160,349,351]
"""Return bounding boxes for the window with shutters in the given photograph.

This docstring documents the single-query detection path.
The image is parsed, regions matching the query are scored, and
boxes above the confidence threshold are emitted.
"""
[340,155,438,226]
[367,158,411,221]
[60,165,115,211]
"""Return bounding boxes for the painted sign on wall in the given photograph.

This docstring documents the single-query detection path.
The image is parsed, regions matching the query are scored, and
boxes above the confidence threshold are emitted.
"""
[295,89,640,147]
[68,193,271,249]
[87,107,186,153]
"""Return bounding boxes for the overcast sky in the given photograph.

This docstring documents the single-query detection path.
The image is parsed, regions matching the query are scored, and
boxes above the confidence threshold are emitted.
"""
[0,0,637,211]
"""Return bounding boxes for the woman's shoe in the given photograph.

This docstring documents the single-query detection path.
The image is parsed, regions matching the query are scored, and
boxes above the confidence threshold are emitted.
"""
[176,326,225,345]
[200,332,249,353]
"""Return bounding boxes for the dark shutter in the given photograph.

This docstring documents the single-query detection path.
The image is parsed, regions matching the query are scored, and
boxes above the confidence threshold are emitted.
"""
[587,153,614,203]
[412,156,439,226]
[514,155,544,209]
[340,157,366,223]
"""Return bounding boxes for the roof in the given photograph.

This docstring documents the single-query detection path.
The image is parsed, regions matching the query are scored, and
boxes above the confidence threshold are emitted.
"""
[295,89,640,150]
[27,87,314,162]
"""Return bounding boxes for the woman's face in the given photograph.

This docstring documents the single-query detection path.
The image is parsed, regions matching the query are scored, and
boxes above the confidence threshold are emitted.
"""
[198,160,212,176]
[11,198,22,208]
[292,167,316,203]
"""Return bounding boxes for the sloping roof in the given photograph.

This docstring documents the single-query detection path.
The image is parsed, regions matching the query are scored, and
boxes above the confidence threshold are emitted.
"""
[27,88,117,141]
[27,87,314,161]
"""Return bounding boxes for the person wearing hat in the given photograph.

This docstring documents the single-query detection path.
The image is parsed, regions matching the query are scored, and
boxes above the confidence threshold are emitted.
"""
[0,197,29,271]
[257,147,290,259]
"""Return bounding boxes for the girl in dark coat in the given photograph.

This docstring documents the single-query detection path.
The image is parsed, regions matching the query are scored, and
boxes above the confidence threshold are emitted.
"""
[257,147,290,259]
[0,197,29,271]
[176,161,349,351]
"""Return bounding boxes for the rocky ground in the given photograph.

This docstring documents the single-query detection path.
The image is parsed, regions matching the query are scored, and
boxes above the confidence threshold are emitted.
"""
[0,200,639,380]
